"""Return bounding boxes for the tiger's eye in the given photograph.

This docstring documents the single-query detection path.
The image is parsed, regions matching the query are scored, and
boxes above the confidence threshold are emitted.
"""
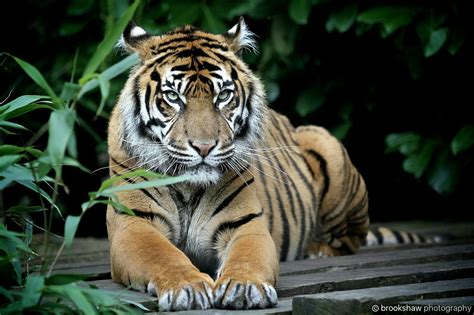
[165,91,179,102]
[218,90,232,102]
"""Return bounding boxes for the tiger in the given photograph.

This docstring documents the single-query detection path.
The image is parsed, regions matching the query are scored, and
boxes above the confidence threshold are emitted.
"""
[106,18,369,311]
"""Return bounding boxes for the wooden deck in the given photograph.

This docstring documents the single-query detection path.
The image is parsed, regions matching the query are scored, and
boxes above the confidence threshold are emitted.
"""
[36,222,474,314]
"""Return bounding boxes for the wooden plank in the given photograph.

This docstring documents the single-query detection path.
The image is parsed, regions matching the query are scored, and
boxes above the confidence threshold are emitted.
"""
[81,279,159,311]
[86,260,474,309]
[86,280,292,314]
[49,242,474,277]
[159,299,293,315]
[279,243,474,276]
[278,259,474,297]
[292,278,474,315]
[372,221,474,239]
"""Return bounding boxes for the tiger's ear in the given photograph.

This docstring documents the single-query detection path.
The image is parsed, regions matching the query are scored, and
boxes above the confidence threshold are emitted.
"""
[117,21,154,60]
[225,17,258,56]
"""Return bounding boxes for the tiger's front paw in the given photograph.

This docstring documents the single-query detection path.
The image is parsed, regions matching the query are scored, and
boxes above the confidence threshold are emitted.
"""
[147,271,214,311]
[213,276,278,309]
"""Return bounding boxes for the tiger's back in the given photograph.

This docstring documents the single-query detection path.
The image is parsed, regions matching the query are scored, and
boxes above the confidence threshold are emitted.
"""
[253,111,369,261]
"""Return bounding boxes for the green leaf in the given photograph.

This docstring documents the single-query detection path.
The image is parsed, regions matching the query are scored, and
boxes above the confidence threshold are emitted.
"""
[0,95,49,119]
[451,125,474,155]
[295,88,325,117]
[385,132,422,154]
[67,132,78,159]
[60,82,81,103]
[98,169,168,191]
[22,275,45,308]
[63,157,90,173]
[5,205,46,214]
[51,284,97,315]
[424,28,448,57]
[81,198,135,216]
[0,120,28,132]
[64,216,81,248]
[326,4,357,33]
[402,140,437,178]
[78,54,139,99]
[332,122,352,140]
[427,148,459,194]
[11,56,61,106]
[96,75,110,118]
[47,110,75,169]
[99,175,191,196]
[357,6,416,35]
[14,179,62,217]
[46,274,90,285]
[289,0,312,25]
[0,155,22,172]
[82,0,140,79]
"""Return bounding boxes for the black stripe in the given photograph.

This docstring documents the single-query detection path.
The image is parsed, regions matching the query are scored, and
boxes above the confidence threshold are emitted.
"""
[171,64,191,72]
[306,150,329,203]
[253,156,274,233]
[407,232,416,243]
[202,61,222,72]
[150,69,161,82]
[271,116,314,199]
[144,84,152,115]
[212,177,255,217]
[371,228,384,245]
[115,207,175,238]
[211,211,263,244]
[391,229,404,243]
[111,170,163,209]
[110,156,130,171]
[200,42,229,52]
[276,190,290,261]
[212,173,241,203]
[261,148,290,261]
[270,146,306,259]
[133,76,141,117]
[147,117,166,128]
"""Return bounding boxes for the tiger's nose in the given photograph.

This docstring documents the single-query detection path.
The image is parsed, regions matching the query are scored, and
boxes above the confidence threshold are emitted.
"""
[189,140,217,157]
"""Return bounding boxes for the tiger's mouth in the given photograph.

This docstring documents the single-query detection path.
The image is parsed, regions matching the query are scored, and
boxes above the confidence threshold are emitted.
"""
[184,163,223,186]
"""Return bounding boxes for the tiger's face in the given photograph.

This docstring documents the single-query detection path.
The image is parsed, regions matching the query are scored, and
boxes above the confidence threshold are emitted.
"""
[117,19,267,185]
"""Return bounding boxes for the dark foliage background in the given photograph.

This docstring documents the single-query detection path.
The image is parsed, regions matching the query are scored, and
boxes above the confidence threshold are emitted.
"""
[1,0,472,237]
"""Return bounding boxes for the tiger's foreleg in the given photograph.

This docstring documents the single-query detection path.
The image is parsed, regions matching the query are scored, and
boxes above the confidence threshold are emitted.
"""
[107,206,214,311]
[213,214,279,309]
[295,126,369,258]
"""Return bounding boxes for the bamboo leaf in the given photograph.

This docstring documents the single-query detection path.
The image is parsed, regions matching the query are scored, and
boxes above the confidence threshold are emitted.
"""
[452,125,474,155]
[22,275,45,308]
[46,274,90,286]
[64,216,81,248]
[99,175,191,196]
[82,0,140,79]
[47,110,75,169]
[11,57,61,106]
[78,54,139,98]
[96,75,110,118]
[289,0,312,25]
[424,28,448,57]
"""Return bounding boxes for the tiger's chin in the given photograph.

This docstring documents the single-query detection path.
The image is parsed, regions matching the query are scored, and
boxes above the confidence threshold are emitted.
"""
[184,164,223,186]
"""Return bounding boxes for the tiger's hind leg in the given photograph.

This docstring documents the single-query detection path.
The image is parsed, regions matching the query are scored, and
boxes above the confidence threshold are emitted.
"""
[294,126,369,258]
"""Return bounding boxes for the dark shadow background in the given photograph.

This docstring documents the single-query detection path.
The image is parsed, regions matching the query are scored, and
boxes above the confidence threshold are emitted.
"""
[1,0,472,237]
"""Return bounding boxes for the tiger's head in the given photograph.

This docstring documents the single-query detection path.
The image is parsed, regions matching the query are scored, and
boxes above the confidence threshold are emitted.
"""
[116,18,268,186]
